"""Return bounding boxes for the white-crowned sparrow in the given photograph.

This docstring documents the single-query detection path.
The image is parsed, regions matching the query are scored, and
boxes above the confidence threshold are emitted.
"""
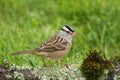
[13,25,75,66]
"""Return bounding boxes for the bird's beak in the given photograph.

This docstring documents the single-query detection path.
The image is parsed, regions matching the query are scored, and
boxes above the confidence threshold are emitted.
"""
[71,32,76,37]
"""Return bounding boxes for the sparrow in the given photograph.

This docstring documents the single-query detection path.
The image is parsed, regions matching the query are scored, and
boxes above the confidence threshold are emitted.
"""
[13,25,75,66]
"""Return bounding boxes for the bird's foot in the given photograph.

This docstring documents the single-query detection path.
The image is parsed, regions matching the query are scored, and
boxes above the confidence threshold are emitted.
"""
[59,62,70,69]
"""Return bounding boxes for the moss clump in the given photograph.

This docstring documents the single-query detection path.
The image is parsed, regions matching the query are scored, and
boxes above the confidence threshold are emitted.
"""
[80,50,113,80]
[113,56,120,64]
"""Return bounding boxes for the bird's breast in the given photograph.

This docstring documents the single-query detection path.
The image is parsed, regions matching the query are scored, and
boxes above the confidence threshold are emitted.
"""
[47,43,72,60]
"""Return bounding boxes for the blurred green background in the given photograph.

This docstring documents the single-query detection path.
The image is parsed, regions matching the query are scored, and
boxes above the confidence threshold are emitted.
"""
[0,0,120,67]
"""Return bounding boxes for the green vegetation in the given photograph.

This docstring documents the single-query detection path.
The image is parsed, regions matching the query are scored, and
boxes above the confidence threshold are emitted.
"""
[0,0,120,67]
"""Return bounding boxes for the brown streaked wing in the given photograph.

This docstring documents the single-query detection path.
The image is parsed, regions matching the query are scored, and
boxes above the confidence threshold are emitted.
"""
[35,35,68,52]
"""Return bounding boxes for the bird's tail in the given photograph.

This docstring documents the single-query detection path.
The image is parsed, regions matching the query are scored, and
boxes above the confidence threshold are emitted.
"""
[12,50,35,55]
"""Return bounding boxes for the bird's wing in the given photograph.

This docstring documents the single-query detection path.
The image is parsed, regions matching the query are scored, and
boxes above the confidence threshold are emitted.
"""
[36,35,68,52]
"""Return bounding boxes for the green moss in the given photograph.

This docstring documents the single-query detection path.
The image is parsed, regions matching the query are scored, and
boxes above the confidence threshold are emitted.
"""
[80,49,114,80]
[13,71,25,80]
[5,74,12,79]
[113,56,120,62]
[2,59,10,69]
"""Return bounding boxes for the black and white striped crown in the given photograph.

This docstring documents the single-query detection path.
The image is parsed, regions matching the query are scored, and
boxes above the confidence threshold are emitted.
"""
[61,25,74,33]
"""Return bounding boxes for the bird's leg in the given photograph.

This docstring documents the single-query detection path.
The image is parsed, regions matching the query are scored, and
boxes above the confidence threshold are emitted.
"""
[56,60,69,68]
[60,62,69,68]
[43,57,47,67]
[56,60,59,65]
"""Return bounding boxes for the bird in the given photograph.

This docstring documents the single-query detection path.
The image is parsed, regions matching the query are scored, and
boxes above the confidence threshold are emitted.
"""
[13,25,75,66]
